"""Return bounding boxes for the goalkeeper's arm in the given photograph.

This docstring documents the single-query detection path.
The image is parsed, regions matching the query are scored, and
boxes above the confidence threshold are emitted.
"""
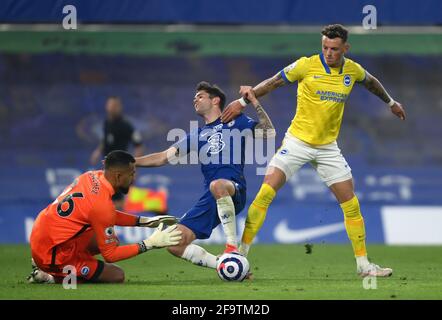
[115,210,178,228]
[137,215,178,228]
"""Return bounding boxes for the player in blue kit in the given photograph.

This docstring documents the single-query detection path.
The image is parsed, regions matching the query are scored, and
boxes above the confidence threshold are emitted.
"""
[136,81,274,269]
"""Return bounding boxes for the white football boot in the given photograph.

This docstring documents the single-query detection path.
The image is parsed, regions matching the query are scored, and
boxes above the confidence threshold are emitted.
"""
[357,262,393,277]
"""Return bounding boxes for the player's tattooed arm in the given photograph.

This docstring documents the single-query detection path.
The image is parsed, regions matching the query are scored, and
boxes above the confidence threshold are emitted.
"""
[361,70,406,120]
[242,87,276,138]
[222,73,285,123]
[253,102,276,138]
[243,73,286,99]
[362,71,393,103]
[254,72,286,97]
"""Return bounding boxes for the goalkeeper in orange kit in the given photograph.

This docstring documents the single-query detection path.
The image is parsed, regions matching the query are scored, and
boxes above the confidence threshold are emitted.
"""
[29,150,181,284]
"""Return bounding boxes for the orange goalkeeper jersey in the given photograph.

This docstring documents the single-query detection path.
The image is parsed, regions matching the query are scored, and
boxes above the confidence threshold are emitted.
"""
[30,170,140,264]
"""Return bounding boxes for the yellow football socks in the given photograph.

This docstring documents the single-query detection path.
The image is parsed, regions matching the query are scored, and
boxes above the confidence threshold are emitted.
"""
[242,183,276,245]
[340,195,367,257]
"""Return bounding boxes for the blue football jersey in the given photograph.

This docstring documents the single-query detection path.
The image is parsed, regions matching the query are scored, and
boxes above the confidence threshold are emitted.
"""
[174,114,258,188]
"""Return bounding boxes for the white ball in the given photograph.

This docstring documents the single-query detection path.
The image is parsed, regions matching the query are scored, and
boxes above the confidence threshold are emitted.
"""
[216,252,250,282]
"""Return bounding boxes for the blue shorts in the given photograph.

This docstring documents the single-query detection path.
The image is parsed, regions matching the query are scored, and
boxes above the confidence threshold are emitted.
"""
[179,182,247,240]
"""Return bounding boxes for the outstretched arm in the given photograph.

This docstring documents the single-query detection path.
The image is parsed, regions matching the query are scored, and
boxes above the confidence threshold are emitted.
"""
[362,71,406,120]
[242,87,276,139]
[221,72,286,123]
[133,144,144,158]
[114,210,178,228]
[135,146,179,167]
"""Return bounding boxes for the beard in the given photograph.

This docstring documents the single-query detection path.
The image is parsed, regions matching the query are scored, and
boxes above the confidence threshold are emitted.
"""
[119,186,130,194]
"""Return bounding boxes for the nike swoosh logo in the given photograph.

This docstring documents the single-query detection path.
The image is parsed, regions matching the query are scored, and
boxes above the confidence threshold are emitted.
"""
[313,75,323,79]
[274,220,345,243]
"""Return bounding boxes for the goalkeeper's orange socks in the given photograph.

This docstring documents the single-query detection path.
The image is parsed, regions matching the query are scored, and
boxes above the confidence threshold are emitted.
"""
[240,183,276,256]
[340,195,368,263]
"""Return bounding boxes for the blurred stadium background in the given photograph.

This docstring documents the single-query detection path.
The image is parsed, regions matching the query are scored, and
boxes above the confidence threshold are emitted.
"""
[1,0,441,248]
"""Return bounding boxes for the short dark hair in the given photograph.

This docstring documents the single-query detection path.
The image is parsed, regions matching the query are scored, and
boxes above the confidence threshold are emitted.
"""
[104,150,135,170]
[321,24,348,42]
[196,81,226,111]
[107,96,122,105]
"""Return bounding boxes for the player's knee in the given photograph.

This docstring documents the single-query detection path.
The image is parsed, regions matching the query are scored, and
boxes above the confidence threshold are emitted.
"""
[113,267,125,283]
[107,264,125,283]
[209,179,229,198]
[167,242,190,257]
[167,245,182,257]
[97,263,125,283]
[263,167,286,192]
[252,183,276,208]
[167,226,193,257]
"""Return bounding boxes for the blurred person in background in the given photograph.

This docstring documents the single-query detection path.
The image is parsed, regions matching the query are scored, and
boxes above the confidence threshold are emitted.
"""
[90,96,144,210]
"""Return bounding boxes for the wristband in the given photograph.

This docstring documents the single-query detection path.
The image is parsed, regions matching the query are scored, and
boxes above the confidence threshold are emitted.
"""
[238,97,250,107]
[138,241,148,253]
[388,99,395,107]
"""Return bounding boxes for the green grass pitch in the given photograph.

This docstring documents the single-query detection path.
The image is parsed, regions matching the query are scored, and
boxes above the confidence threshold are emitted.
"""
[1,244,441,300]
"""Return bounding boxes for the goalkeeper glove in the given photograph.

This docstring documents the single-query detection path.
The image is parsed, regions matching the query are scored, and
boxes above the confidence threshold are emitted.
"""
[138,223,182,253]
[137,215,178,228]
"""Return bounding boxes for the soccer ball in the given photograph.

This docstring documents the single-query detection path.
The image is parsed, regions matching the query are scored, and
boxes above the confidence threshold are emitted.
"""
[216,252,250,282]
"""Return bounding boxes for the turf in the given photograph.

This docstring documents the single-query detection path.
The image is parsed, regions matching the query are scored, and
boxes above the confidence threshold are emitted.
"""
[1,244,441,300]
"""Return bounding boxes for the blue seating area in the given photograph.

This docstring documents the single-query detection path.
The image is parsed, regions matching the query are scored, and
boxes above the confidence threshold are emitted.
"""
[1,53,442,243]
[2,54,442,164]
